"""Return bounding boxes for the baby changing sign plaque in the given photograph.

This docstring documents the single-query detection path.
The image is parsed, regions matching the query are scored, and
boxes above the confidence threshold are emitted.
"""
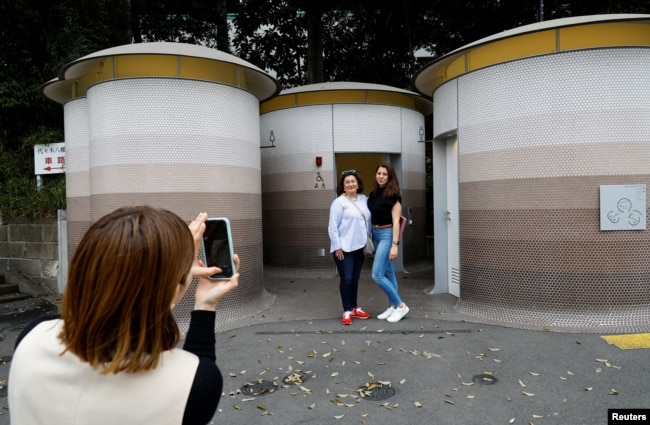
[600,184,646,231]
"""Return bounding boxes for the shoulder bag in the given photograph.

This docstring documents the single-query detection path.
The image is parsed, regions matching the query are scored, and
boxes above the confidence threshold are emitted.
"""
[344,196,375,256]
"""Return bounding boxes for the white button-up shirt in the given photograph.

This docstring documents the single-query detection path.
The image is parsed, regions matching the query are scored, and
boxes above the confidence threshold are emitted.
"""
[328,194,371,253]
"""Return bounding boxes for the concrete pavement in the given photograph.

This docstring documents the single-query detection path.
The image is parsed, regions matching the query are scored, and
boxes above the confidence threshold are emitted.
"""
[212,266,650,425]
[0,266,648,425]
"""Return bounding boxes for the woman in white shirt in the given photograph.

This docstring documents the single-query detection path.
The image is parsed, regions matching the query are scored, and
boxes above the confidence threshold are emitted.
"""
[328,170,373,325]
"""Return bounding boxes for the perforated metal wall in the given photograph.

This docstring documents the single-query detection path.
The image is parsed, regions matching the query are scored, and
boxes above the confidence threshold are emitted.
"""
[63,98,91,265]
[439,48,650,331]
[65,78,275,332]
[261,103,427,269]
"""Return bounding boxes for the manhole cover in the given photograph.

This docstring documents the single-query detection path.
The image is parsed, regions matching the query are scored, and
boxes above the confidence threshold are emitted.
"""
[283,372,308,385]
[472,374,498,385]
[240,379,278,396]
[357,383,395,401]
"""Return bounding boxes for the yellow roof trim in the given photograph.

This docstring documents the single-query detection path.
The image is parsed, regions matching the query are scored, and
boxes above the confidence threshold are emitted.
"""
[40,43,280,104]
[51,55,253,101]
[261,89,424,114]
[413,15,650,96]
[560,22,650,50]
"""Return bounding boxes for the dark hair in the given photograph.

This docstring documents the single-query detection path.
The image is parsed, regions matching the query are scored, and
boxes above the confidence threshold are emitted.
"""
[59,206,195,374]
[336,170,365,196]
[372,163,401,198]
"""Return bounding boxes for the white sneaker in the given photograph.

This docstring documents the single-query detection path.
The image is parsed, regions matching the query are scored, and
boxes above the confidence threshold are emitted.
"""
[387,305,409,323]
[377,307,395,320]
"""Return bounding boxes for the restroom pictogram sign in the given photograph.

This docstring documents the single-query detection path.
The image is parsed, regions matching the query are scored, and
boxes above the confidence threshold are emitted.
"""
[600,184,646,231]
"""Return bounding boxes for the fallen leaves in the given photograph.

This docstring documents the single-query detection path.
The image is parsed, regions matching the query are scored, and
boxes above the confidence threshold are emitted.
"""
[284,372,307,385]
[223,327,631,423]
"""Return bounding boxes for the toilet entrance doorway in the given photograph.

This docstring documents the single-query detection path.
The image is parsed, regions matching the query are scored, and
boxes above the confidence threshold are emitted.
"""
[335,153,404,272]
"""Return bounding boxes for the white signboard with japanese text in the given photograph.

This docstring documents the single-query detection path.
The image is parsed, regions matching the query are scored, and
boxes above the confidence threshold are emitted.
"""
[600,184,646,231]
[34,142,65,175]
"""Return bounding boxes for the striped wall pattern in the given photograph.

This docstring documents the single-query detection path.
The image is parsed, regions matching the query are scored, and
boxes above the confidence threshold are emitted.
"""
[64,78,275,332]
[437,48,650,331]
[400,106,428,262]
[261,104,427,269]
[63,98,91,263]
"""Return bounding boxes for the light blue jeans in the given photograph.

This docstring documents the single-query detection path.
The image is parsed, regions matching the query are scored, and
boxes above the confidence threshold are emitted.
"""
[371,227,402,307]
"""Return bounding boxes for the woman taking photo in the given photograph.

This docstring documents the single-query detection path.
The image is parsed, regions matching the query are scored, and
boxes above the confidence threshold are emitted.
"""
[368,163,409,323]
[9,206,239,425]
[328,169,372,325]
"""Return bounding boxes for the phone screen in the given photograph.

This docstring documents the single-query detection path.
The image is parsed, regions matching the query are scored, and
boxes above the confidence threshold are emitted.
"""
[202,218,234,279]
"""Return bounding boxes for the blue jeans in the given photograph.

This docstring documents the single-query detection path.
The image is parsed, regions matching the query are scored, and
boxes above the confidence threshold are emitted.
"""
[333,248,365,312]
[371,227,402,307]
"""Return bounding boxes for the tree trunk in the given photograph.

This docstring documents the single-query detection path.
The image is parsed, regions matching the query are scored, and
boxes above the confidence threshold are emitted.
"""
[216,0,230,52]
[131,0,142,43]
[306,2,324,84]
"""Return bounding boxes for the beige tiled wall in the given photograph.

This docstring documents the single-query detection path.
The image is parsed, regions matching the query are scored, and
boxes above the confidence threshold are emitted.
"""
[261,104,427,269]
[64,78,275,332]
[438,48,650,330]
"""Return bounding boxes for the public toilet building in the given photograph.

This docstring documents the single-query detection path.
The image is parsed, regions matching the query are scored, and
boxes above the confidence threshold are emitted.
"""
[413,14,650,332]
[41,42,280,331]
[259,82,432,273]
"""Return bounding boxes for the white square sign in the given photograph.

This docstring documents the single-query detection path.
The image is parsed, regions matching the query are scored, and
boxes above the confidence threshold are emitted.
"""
[600,184,646,231]
[34,142,65,175]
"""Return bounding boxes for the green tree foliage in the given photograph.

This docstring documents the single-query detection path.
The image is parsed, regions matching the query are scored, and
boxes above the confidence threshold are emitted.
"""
[133,0,230,49]
[323,1,440,89]
[0,1,97,218]
[0,0,229,218]
[232,0,540,89]
[542,0,650,19]
[1,0,649,218]
[232,0,310,88]
[0,128,66,219]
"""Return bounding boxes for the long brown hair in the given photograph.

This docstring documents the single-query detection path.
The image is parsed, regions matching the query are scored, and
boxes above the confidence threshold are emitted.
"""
[59,206,194,374]
[372,163,401,198]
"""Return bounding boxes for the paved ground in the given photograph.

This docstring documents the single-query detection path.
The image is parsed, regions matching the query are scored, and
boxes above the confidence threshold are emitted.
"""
[0,266,648,425]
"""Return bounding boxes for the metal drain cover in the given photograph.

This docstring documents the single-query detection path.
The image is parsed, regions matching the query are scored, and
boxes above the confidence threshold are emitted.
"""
[240,379,277,396]
[283,372,308,385]
[358,383,395,401]
[472,374,498,385]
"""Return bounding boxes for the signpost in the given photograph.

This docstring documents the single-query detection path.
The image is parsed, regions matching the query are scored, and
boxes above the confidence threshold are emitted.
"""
[33,142,65,190]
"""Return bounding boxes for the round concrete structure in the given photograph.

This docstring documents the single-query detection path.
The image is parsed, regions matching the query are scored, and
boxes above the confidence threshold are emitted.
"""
[260,82,432,272]
[413,14,650,332]
[41,42,280,331]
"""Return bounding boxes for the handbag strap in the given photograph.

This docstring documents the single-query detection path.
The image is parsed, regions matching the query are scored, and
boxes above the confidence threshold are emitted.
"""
[344,195,369,230]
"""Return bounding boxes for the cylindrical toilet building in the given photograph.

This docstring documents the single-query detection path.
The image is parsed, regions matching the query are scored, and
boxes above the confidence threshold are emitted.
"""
[259,82,432,272]
[41,42,280,331]
[413,14,650,332]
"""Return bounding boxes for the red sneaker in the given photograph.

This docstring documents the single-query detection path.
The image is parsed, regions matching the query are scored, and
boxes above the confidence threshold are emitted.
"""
[342,311,353,325]
[352,307,371,319]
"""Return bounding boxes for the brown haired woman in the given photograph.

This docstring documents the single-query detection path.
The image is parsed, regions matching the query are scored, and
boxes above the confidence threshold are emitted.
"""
[8,206,239,425]
[367,163,409,323]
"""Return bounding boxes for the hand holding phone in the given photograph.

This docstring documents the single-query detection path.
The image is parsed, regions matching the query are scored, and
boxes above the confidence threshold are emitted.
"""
[202,217,236,280]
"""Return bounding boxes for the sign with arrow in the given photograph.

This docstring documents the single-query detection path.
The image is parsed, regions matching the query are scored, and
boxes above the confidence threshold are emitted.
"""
[34,142,65,175]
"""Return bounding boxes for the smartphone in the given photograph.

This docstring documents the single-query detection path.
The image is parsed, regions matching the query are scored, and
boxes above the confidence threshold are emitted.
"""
[202,217,235,280]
